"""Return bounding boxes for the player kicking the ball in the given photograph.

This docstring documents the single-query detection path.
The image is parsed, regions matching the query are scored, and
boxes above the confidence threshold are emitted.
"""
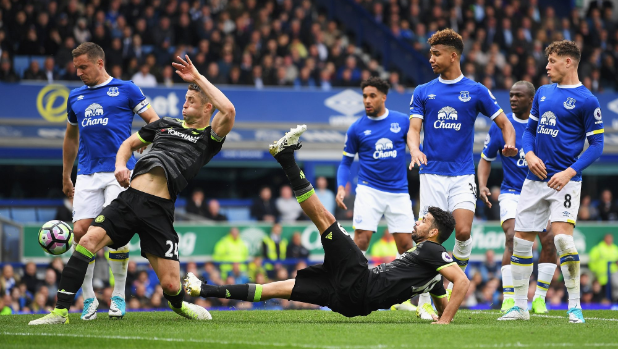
[478,81,557,314]
[408,28,517,319]
[498,41,604,323]
[185,125,470,324]
[29,54,235,325]
[63,42,160,320]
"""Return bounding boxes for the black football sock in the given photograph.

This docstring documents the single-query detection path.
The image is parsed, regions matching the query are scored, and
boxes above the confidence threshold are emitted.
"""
[200,284,263,302]
[274,149,314,203]
[56,245,95,309]
[164,287,185,309]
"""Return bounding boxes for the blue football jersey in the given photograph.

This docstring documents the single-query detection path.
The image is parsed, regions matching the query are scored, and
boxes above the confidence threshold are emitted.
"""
[481,113,528,194]
[409,75,503,176]
[67,77,150,175]
[526,83,604,182]
[342,109,410,193]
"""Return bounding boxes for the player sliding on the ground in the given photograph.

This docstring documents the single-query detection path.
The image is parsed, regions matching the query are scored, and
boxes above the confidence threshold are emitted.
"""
[29,54,235,325]
[185,125,470,324]
[478,81,557,314]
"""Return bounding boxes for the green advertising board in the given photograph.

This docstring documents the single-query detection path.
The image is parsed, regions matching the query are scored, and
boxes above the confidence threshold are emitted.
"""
[23,222,618,262]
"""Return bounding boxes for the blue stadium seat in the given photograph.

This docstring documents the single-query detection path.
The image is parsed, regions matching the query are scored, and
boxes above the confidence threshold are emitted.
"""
[10,208,38,223]
[0,208,11,220]
[225,207,253,222]
[13,56,30,78]
[142,45,154,54]
[30,56,46,70]
[37,208,58,222]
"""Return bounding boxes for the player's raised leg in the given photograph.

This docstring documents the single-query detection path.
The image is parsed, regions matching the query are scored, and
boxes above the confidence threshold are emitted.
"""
[29,226,114,325]
[531,224,557,314]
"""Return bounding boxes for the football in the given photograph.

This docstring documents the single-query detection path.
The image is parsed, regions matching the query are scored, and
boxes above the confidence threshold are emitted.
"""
[38,220,74,255]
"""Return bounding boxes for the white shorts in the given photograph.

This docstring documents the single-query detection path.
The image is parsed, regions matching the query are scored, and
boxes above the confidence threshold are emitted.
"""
[515,179,581,232]
[353,185,415,233]
[73,172,126,222]
[498,193,519,225]
[419,174,476,217]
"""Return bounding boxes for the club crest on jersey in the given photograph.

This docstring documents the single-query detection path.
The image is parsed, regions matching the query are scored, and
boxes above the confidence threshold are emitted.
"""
[563,97,576,110]
[458,91,471,102]
[435,106,461,131]
[390,123,401,133]
[107,87,119,97]
[82,103,108,127]
[373,138,397,159]
[538,111,559,137]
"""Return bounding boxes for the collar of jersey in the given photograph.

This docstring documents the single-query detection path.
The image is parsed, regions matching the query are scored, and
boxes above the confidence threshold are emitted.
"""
[438,74,464,84]
[182,121,207,130]
[366,108,389,121]
[557,82,583,88]
[512,115,528,124]
[87,76,113,89]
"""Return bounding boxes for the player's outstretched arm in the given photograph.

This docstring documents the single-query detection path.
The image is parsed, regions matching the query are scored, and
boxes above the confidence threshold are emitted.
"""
[433,264,470,325]
[407,118,427,169]
[477,158,492,208]
[62,123,79,199]
[493,113,517,157]
[115,133,150,187]
[172,55,236,138]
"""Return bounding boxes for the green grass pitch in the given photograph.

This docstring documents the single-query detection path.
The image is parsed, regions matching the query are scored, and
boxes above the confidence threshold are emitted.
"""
[3,310,618,349]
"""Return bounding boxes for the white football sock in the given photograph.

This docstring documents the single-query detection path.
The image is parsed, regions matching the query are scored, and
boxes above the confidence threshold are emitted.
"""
[501,265,514,300]
[534,263,557,300]
[554,234,581,309]
[447,238,472,291]
[418,293,431,306]
[82,258,96,300]
[108,245,130,299]
[512,237,534,309]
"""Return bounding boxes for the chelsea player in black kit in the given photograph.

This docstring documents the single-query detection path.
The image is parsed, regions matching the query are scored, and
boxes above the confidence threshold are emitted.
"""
[30,55,235,325]
[185,126,470,324]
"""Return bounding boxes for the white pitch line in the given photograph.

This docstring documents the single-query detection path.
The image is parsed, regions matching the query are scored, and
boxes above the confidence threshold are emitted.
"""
[3,332,618,349]
[461,311,618,322]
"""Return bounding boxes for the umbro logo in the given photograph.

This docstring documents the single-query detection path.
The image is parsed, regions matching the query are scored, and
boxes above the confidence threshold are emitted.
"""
[363,130,371,135]
[540,96,546,102]
[325,232,333,240]
[77,95,84,100]
[428,94,436,99]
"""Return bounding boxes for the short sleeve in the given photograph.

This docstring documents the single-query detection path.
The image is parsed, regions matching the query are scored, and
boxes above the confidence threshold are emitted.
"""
[583,96,604,137]
[529,90,540,122]
[419,243,457,271]
[409,88,425,119]
[428,276,447,298]
[137,119,163,144]
[477,85,502,120]
[126,81,151,114]
[67,97,77,125]
[342,124,358,157]
[481,123,502,162]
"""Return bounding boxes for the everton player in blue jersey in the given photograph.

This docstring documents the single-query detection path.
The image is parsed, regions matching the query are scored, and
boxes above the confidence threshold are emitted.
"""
[478,81,557,314]
[499,41,604,323]
[407,29,517,319]
[336,78,414,258]
[62,42,159,320]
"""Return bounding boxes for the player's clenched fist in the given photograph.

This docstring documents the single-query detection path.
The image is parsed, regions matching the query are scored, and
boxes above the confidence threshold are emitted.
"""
[525,152,547,180]
[115,166,132,188]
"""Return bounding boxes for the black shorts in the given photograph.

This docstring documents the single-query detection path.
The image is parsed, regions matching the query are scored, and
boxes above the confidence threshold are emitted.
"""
[92,187,179,261]
[290,221,370,317]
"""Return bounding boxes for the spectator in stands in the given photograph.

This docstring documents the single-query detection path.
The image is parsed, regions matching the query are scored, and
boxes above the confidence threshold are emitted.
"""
[22,61,46,81]
[213,227,249,277]
[276,185,302,223]
[578,194,599,221]
[22,262,39,296]
[250,186,279,222]
[0,58,19,82]
[42,269,58,303]
[47,258,64,285]
[186,188,208,218]
[286,232,309,260]
[0,296,11,315]
[229,263,250,284]
[205,199,228,222]
[598,189,618,221]
[202,262,224,286]
[18,28,44,56]
[55,197,73,222]
[589,233,618,292]
[315,176,335,215]
[74,18,92,44]
[479,250,500,282]
[131,64,157,87]
[262,223,287,262]
[369,229,398,264]
[125,261,138,298]
[92,249,109,289]
[42,57,58,84]
[1,265,17,296]
[56,37,76,70]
